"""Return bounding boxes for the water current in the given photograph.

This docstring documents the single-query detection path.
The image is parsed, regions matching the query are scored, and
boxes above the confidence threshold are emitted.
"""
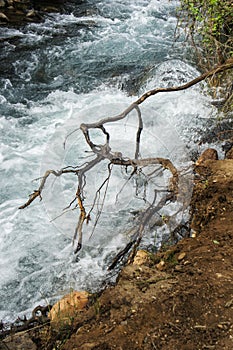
[0,0,220,322]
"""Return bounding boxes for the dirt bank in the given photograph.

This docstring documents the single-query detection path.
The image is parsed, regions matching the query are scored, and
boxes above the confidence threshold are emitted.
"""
[2,155,233,350]
[58,159,233,350]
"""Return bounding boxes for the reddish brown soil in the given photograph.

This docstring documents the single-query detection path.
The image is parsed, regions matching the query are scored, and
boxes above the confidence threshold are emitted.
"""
[2,159,233,350]
[61,159,233,350]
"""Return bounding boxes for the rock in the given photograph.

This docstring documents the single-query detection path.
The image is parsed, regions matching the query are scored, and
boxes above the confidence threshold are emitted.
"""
[174,265,183,272]
[6,0,14,5]
[15,9,24,14]
[133,250,148,265]
[225,146,233,159]
[13,0,31,11]
[42,6,59,13]
[3,333,37,350]
[49,290,89,326]
[196,148,218,166]
[26,9,35,17]
[26,8,41,19]
[156,260,165,271]
[79,343,98,350]
[190,230,196,238]
[0,0,5,8]
[0,11,9,21]
[177,252,186,261]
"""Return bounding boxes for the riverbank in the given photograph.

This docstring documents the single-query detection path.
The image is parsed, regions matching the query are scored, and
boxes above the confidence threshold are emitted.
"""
[0,0,70,24]
[2,151,233,349]
[1,1,233,348]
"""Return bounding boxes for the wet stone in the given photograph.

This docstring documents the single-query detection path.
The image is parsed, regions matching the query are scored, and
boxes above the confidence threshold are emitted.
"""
[196,148,218,166]
[0,0,5,8]
[0,11,9,21]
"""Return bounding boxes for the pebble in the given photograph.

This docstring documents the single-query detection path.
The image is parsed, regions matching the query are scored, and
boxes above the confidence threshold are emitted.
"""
[177,252,186,261]
[26,9,35,17]
[42,6,59,12]
[174,265,183,272]
[191,230,196,238]
[156,260,165,271]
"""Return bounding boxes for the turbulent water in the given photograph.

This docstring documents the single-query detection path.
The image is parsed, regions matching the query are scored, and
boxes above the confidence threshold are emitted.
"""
[0,0,219,322]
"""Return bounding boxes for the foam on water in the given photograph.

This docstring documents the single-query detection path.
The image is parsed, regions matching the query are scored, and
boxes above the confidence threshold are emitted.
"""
[0,0,216,322]
[0,75,205,320]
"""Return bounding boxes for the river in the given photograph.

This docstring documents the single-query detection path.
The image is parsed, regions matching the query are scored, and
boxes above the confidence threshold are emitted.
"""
[0,0,218,322]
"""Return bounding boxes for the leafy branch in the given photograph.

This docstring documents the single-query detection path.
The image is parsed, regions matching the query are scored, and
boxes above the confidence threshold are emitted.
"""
[178,0,233,68]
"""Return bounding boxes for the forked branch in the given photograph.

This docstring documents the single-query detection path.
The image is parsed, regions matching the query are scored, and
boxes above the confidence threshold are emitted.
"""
[19,61,233,266]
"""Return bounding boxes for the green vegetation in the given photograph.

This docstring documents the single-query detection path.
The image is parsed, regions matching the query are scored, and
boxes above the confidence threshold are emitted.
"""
[178,0,233,114]
[179,0,233,68]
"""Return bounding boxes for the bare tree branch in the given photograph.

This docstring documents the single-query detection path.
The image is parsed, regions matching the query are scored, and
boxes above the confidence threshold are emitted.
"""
[19,61,233,267]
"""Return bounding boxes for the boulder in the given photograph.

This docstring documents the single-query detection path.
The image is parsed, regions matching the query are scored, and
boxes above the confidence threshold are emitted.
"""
[49,290,89,326]
[195,148,218,165]
[132,250,149,266]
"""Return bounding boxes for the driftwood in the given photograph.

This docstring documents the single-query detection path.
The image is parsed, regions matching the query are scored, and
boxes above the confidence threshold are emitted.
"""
[19,61,233,267]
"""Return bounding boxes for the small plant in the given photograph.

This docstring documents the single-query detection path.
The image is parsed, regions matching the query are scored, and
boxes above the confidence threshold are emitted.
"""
[89,294,101,317]
[161,213,169,224]
[178,0,233,68]
[203,179,209,188]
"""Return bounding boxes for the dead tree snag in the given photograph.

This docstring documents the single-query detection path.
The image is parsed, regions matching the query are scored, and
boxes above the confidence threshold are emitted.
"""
[19,61,233,267]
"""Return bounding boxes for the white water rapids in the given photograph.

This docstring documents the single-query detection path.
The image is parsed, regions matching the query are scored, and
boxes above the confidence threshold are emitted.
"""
[0,0,219,322]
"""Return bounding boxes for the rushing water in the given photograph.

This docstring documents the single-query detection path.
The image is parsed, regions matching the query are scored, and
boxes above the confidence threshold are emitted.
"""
[0,0,219,322]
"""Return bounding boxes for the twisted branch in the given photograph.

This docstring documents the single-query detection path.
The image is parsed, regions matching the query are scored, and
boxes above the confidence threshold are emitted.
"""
[19,61,233,266]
